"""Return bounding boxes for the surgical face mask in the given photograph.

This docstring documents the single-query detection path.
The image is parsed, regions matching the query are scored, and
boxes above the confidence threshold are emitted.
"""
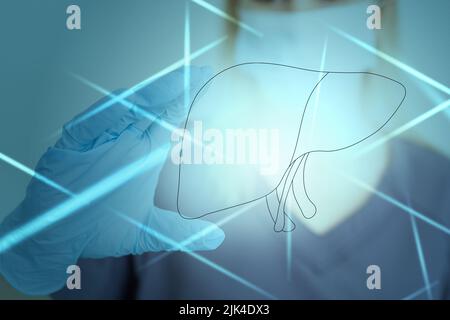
[234,0,377,71]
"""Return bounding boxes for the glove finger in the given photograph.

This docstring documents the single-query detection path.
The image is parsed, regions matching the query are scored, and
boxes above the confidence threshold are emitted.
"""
[134,208,225,253]
[56,89,132,150]
[57,66,212,151]
[135,65,213,128]
[143,66,213,154]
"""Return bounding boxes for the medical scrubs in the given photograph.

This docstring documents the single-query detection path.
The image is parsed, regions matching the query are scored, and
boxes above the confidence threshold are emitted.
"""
[53,140,450,299]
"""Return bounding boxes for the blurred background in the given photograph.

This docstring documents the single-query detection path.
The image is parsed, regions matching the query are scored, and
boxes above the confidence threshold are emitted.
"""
[0,0,448,299]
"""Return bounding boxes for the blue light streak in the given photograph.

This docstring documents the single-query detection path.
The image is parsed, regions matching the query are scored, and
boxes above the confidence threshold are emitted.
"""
[410,215,432,300]
[344,175,450,236]
[330,26,450,95]
[69,36,227,129]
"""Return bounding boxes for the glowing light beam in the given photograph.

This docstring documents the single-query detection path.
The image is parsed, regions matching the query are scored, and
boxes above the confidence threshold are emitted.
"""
[69,36,228,129]
[70,75,204,149]
[0,152,72,197]
[309,36,329,142]
[344,175,450,236]
[70,75,177,134]
[330,26,450,95]
[410,215,432,300]
[402,281,438,300]
[357,99,450,155]
[184,1,191,113]
[286,217,292,282]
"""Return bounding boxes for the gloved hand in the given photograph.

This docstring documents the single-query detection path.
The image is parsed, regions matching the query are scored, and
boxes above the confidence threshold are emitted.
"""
[0,66,225,295]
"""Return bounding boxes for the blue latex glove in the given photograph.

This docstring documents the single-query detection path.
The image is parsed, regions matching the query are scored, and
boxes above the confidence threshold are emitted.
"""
[0,66,225,295]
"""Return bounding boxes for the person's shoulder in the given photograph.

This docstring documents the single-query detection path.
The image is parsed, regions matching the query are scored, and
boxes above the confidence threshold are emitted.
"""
[392,139,450,222]
[394,139,450,176]
[400,140,450,162]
